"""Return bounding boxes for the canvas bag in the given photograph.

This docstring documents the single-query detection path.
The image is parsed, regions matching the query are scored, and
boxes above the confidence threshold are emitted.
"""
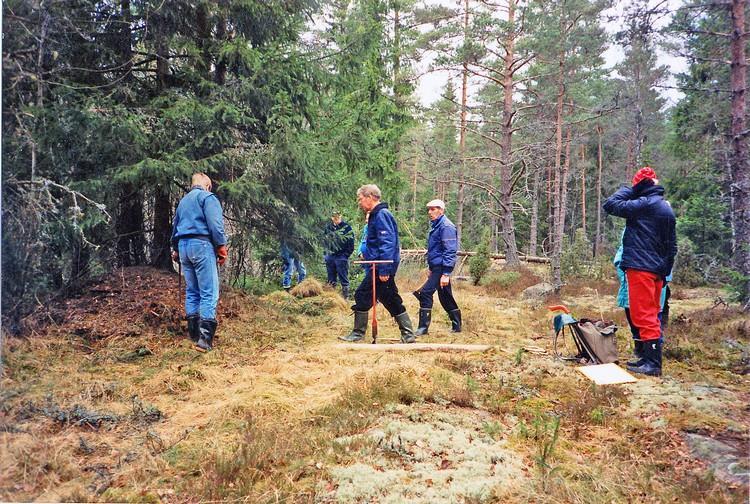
[575,319,619,364]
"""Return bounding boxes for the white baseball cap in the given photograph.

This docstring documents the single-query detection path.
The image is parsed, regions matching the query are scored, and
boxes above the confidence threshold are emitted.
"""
[426,199,445,209]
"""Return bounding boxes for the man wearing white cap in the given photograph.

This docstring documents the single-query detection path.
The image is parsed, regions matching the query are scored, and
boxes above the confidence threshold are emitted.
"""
[413,199,462,334]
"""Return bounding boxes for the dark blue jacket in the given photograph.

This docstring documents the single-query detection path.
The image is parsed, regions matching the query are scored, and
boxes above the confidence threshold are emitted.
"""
[323,220,355,259]
[171,186,227,251]
[426,215,458,275]
[364,202,400,276]
[603,183,677,278]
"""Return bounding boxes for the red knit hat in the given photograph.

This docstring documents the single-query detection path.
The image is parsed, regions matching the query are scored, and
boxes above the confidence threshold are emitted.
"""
[632,166,658,186]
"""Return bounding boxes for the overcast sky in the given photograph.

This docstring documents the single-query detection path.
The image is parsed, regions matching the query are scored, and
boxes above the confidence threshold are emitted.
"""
[415,0,688,107]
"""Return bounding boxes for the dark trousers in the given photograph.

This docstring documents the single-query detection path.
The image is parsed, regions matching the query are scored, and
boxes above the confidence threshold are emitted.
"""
[325,256,350,288]
[352,271,407,317]
[624,308,640,341]
[416,266,459,312]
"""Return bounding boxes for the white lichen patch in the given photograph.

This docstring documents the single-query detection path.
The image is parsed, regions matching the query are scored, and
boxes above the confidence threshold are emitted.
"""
[323,406,526,503]
[625,378,733,418]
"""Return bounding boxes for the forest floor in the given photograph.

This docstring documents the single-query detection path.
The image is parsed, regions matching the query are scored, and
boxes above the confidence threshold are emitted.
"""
[1,265,749,503]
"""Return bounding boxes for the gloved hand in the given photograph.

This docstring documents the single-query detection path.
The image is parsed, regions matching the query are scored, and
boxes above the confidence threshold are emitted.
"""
[216,245,228,266]
[171,250,179,262]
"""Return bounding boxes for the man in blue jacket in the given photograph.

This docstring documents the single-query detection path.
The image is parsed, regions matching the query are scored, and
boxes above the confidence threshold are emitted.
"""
[323,211,355,299]
[339,184,416,343]
[413,199,461,334]
[171,173,228,352]
[604,167,677,376]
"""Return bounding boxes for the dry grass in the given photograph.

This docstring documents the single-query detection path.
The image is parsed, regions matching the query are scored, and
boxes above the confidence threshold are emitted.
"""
[290,277,324,298]
[1,267,748,503]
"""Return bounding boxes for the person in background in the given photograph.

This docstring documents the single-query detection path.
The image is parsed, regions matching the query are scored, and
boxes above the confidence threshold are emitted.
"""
[323,211,355,299]
[604,167,677,377]
[357,212,370,260]
[281,241,306,291]
[171,173,228,352]
[413,199,462,335]
[339,184,416,344]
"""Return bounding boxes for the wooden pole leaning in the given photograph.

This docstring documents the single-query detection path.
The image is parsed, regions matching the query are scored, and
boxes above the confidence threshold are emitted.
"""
[353,260,394,344]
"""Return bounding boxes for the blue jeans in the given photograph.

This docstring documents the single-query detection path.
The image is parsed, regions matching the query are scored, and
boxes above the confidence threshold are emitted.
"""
[179,238,219,320]
[325,256,350,288]
[282,257,306,288]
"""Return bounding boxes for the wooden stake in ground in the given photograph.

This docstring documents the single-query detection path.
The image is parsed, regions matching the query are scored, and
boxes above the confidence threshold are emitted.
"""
[354,259,394,344]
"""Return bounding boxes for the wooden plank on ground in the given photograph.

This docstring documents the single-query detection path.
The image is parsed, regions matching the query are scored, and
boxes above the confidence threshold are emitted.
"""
[577,363,637,385]
[334,343,493,352]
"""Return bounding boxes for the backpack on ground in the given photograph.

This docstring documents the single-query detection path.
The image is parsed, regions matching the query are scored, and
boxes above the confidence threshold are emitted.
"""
[550,306,619,364]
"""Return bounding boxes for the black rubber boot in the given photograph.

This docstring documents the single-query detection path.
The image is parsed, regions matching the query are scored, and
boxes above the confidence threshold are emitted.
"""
[448,309,462,333]
[186,314,200,343]
[195,318,217,352]
[415,309,431,336]
[627,340,662,377]
[339,310,369,342]
[342,286,350,300]
[627,340,644,367]
[395,311,416,344]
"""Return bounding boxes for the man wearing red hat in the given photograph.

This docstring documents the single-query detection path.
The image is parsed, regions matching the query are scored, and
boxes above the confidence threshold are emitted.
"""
[603,167,677,376]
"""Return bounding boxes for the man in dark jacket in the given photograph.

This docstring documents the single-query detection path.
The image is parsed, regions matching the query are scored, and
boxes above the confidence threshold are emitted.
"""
[171,173,228,352]
[603,167,677,376]
[413,199,462,334]
[323,211,355,299]
[339,184,416,343]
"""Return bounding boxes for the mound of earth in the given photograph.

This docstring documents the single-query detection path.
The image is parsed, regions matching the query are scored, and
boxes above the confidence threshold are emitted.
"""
[20,266,245,341]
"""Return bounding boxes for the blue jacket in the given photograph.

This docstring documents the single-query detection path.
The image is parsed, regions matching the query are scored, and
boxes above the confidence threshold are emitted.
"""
[323,220,355,259]
[613,232,629,308]
[603,182,677,278]
[171,186,227,251]
[426,215,458,275]
[364,202,400,276]
[358,224,368,257]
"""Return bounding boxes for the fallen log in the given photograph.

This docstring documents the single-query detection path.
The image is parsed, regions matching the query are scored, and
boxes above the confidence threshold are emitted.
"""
[400,249,550,264]
[334,343,492,352]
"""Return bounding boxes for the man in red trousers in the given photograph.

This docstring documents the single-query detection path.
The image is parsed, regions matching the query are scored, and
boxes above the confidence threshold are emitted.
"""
[603,167,677,376]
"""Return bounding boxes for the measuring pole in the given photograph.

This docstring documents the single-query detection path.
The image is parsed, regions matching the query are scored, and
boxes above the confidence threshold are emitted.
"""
[354,260,394,344]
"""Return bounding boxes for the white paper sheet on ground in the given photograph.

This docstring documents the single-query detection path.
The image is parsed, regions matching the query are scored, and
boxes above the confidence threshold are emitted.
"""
[577,363,637,385]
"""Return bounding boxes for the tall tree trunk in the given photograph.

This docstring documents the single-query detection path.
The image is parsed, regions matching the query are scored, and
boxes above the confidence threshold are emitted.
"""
[31,7,50,180]
[456,0,470,244]
[633,38,644,170]
[551,44,566,289]
[152,19,173,270]
[560,126,572,243]
[529,167,540,256]
[490,200,498,253]
[393,4,403,175]
[116,186,146,266]
[215,14,227,85]
[151,185,173,269]
[595,123,603,256]
[115,0,145,266]
[155,15,169,90]
[412,157,418,222]
[499,0,520,267]
[547,163,553,255]
[729,0,750,303]
[580,143,586,237]
[196,2,211,81]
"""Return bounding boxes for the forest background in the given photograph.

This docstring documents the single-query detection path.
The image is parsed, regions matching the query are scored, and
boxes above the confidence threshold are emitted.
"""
[3,0,749,332]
